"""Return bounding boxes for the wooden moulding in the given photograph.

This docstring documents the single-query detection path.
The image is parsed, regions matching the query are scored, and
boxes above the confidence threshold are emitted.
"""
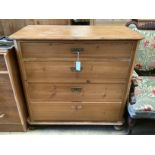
[27,118,124,126]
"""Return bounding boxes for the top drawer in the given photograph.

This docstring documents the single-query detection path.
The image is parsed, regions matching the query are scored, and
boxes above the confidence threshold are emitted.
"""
[20,41,133,59]
[0,55,7,71]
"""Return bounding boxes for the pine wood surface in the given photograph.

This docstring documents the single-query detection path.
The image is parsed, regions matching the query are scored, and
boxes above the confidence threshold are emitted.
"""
[13,26,142,125]
[0,48,27,131]
[10,25,143,40]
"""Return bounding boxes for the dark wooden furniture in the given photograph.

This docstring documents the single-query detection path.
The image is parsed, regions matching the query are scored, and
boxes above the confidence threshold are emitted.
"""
[0,47,27,131]
[10,25,142,127]
[127,20,155,30]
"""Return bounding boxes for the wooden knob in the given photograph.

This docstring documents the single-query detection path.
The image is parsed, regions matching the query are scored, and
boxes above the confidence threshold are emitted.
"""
[76,105,83,110]
[71,105,83,110]
[0,113,6,118]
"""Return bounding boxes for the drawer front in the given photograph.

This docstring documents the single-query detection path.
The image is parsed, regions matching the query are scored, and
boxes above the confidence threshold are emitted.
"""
[0,106,20,124]
[0,81,17,107]
[30,102,122,122]
[0,55,7,71]
[0,74,10,83]
[24,60,130,83]
[27,83,125,102]
[20,41,132,59]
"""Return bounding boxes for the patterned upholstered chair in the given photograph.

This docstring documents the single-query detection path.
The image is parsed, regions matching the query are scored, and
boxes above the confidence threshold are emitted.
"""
[127,20,155,134]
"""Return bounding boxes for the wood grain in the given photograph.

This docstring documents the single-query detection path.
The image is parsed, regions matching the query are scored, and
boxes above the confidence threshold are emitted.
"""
[0,55,7,71]
[0,124,25,131]
[0,19,70,36]
[20,41,133,59]
[5,48,27,131]
[0,106,20,124]
[0,74,10,83]
[0,81,17,107]
[30,102,122,122]
[10,25,143,40]
[13,26,142,125]
[120,41,140,119]
[26,83,125,102]
[23,60,130,83]
[0,48,27,131]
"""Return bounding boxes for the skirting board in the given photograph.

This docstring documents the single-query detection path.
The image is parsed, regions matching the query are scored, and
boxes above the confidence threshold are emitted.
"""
[27,118,124,126]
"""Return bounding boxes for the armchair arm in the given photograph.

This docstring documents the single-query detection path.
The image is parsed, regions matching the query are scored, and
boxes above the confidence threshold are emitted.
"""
[132,70,139,87]
[129,70,139,104]
[132,70,139,78]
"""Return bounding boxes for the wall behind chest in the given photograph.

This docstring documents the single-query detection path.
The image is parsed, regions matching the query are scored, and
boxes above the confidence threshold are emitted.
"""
[0,19,71,36]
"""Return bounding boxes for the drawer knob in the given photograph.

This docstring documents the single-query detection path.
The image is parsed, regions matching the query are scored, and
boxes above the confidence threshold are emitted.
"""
[70,48,84,54]
[71,87,82,92]
[72,105,83,110]
[0,113,6,118]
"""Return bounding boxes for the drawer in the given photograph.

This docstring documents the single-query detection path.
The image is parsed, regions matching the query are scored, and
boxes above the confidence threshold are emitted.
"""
[0,81,17,107]
[27,83,125,102]
[24,60,130,83]
[0,55,7,71]
[0,74,10,83]
[20,41,133,59]
[30,102,122,122]
[0,106,20,124]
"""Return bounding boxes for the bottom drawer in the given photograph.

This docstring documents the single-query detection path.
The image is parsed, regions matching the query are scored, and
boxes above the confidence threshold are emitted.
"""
[0,81,17,106]
[0,74,10,83]
[0,106,20,124]
[0,124,24,132]
[29,102,122,122]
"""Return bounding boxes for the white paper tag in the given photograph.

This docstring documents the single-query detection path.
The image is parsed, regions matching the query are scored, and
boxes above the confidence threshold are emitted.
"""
[75,60,81,71]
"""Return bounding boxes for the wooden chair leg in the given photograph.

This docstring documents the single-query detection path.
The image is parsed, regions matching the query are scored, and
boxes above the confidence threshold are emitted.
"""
[28,125,36,131]
[127,116,136,135]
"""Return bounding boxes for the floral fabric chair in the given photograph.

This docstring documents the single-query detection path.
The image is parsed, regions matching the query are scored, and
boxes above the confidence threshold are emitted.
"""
[127,21,155,134]
[129,23,155,72]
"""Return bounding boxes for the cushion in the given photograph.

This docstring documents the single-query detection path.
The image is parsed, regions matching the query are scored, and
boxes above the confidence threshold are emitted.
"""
[128,24,155,71]
[129,76,155,118]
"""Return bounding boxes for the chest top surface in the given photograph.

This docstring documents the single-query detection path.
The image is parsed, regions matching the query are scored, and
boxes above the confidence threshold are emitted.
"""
[9,25,143,41]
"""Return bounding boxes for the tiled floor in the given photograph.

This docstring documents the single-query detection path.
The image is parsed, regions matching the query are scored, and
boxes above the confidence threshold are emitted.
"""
[0,125,127,135]
[1,119,155,135]
[129,119,155,135]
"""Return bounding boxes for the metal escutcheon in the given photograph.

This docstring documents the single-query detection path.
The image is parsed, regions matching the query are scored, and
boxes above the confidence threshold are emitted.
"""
[70,48,84,54]
[71,87,82,92]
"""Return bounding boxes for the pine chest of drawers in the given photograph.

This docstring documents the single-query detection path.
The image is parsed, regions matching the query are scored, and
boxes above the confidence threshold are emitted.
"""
[10,25,142,126]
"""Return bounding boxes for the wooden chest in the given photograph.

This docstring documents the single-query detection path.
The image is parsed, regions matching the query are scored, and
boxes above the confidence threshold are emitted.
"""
[10,25,142,125]
[0,48,27,131]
